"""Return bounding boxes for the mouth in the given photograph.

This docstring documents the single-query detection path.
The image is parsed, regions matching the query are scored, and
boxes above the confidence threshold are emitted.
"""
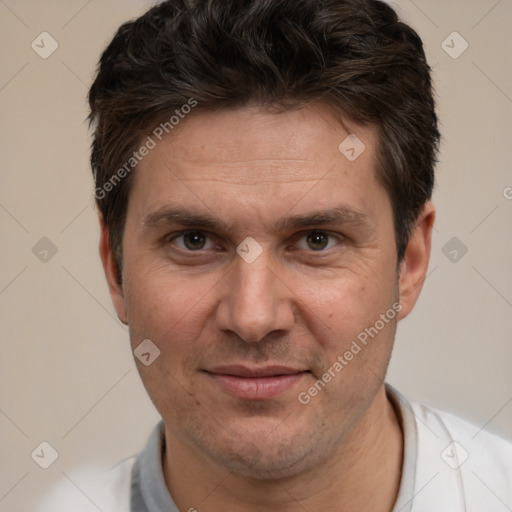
[203,365,310,400]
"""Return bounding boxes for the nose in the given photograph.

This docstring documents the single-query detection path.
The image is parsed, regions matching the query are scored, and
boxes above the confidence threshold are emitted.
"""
[215,255,295,343]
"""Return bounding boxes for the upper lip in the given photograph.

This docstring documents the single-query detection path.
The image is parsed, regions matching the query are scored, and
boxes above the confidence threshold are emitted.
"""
[205,365,307,378]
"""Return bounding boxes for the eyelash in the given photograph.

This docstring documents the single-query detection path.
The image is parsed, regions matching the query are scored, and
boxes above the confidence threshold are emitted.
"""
[165,230,343,254]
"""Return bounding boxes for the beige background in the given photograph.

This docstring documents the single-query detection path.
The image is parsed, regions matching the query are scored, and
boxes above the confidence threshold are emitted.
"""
[0,0,511,510]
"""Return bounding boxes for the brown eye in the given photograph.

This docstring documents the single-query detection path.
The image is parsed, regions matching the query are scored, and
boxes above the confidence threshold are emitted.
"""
[182,231,207,250]
[294,230,341,252]
[169,231,214,251]
[306,231,329,251]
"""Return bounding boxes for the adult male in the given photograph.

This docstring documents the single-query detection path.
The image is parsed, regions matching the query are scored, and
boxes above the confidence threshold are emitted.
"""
[86,0,512,510]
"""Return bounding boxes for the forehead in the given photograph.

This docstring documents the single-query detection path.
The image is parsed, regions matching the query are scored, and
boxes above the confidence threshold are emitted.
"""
[128,103,387,228]
[148,103,378,179]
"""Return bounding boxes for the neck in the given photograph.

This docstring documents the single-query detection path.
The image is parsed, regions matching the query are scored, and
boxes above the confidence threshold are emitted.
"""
[163,385,403,512]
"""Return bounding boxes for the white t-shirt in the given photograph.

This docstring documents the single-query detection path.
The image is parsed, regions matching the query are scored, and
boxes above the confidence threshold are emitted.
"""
[38,385,512,511]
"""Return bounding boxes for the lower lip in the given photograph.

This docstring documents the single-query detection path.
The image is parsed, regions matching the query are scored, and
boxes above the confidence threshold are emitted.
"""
[205,372,308,400]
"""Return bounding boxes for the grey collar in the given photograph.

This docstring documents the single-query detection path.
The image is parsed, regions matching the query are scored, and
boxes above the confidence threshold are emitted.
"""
[130,384,417,512]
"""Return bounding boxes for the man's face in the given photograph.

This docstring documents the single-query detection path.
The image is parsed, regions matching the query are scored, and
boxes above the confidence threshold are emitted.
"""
[106,103,414,477]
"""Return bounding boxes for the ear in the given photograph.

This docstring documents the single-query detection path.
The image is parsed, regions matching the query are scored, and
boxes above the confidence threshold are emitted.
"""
[98,215,127,324]
[397,201,435,321]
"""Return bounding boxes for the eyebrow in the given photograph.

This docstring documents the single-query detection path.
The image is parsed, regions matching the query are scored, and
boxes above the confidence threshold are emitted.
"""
[270,206,370,233]
[141,205,370,233]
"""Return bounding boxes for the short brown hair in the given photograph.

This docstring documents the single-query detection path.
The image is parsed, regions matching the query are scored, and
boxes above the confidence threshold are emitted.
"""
[89,0,439,281]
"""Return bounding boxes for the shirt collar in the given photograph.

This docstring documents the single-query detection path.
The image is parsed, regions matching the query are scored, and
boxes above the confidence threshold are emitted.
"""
[131,384,418,512]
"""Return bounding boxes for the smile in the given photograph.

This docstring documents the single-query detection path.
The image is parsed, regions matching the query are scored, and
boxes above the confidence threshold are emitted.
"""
[203,365,310,400]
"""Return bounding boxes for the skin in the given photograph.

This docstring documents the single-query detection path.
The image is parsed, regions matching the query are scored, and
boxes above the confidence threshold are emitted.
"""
[100,102,435,511]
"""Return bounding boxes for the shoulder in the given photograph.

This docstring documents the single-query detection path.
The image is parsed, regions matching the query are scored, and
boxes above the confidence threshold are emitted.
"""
[413,400,512,466]
[411,400,512,510]
[96,456,136,511]
[34,457,135,512]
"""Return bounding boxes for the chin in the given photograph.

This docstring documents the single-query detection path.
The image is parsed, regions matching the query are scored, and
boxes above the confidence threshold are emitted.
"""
[195,420,329,481]
[216,445,315,481]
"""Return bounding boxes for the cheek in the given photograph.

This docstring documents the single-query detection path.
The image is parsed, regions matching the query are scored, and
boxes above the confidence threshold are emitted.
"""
[123,267,219,346]
[123,270,216,412]
[291,269,397,351]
